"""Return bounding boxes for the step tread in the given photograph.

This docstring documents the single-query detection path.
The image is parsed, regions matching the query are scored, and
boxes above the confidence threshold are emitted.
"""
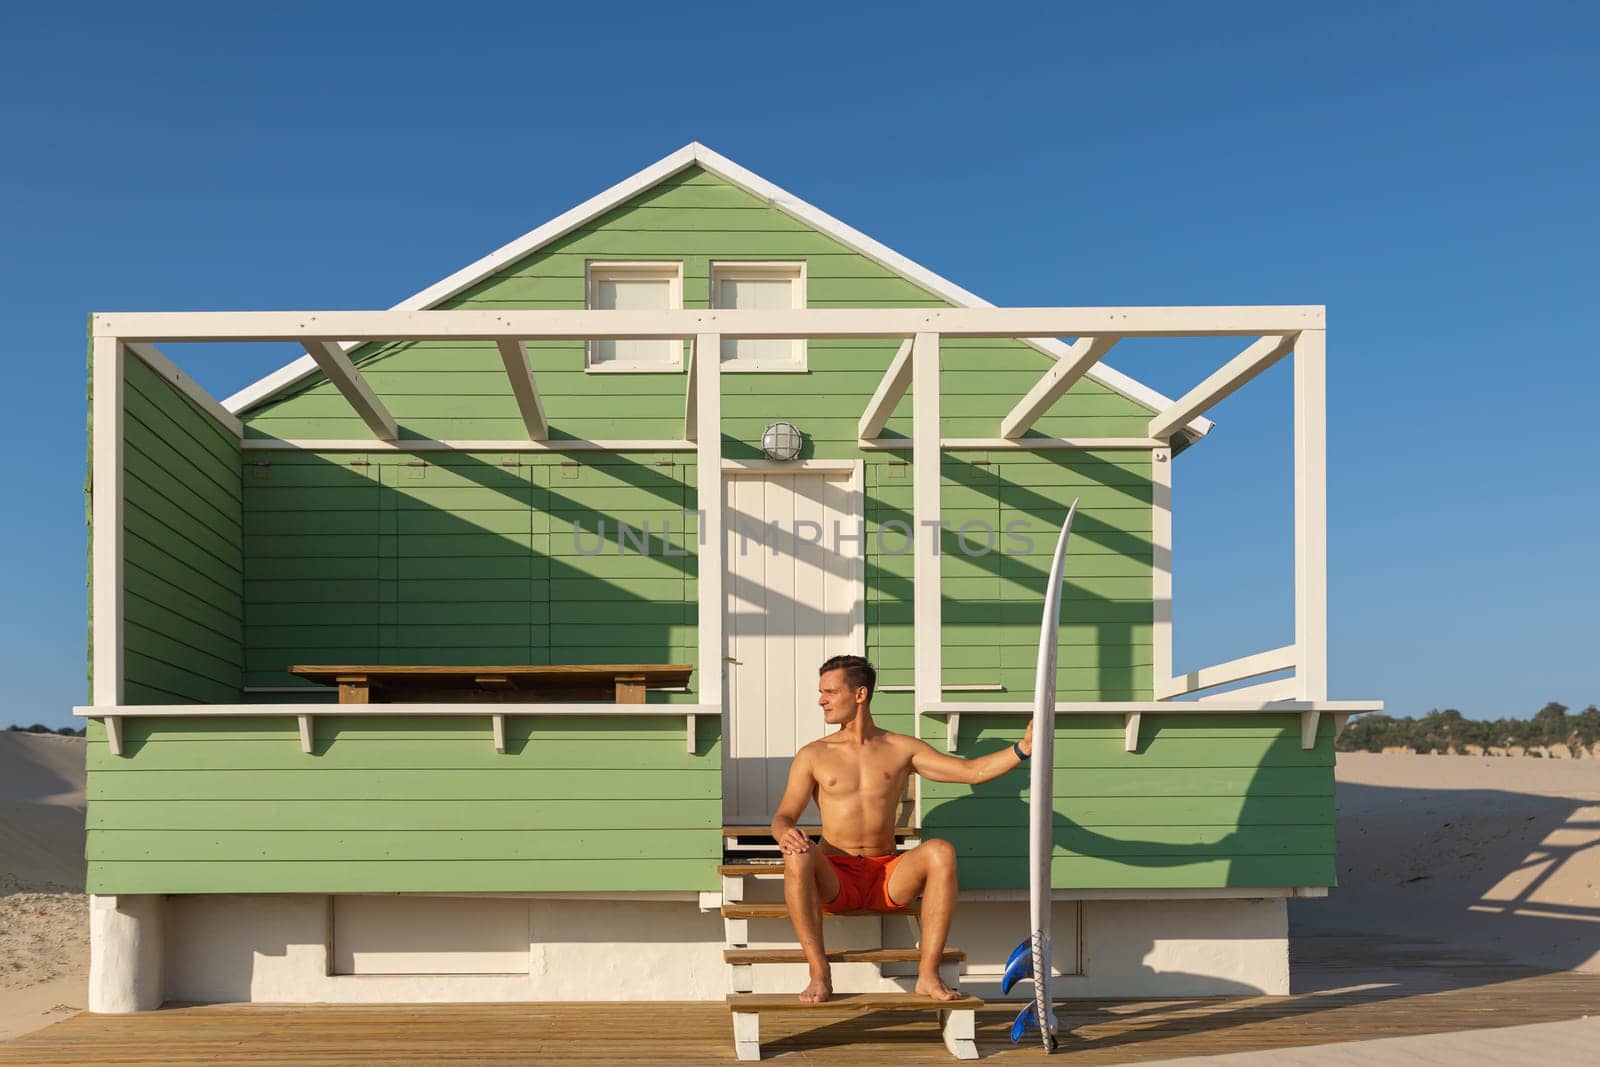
[723,902,921,919]
[718,862,790,876]
[725,947,965,964]
[727,991,985,1012]
[722,825,916,839]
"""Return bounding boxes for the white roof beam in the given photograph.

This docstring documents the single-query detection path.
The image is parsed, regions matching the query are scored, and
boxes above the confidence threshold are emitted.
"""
[494,340,547,441]
[1148,334,1297,440]
[1000,335,1119,439]
[857,338,913,440]
[98,307,1325,344]
[300,340,397,442]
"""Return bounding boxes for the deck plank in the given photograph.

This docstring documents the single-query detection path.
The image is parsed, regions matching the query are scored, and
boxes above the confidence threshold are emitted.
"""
[5,940,1599,1065]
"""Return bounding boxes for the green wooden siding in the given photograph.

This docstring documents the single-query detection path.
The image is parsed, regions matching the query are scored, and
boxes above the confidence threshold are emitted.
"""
[240,451,697,692]
[122,356,243,705]
[85,162,1335,895]
[84,714,721,893]
[921,714,1336,889]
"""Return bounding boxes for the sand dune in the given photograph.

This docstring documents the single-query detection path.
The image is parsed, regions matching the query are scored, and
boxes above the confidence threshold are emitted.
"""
[0,732,85,893]
[0,733,87,1040]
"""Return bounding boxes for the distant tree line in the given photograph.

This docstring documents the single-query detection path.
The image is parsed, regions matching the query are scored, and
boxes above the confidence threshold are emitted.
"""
[1338,702,1600,755]
[4,723,86,737]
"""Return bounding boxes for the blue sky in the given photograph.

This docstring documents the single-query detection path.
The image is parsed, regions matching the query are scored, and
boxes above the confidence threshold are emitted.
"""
[2,2,1594,728]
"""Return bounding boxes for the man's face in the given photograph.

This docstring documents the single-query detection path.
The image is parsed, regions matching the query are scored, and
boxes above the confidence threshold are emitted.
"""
[817,668,863,725]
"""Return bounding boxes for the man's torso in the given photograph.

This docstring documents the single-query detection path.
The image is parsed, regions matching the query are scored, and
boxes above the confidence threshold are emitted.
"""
[808,731,914,856]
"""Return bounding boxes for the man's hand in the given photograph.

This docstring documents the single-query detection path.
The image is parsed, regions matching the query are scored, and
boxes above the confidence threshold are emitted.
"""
[1020,719,1035,758]
[777,827,812,855]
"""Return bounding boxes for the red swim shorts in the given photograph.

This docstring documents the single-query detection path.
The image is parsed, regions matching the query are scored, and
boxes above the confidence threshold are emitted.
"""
[821,852,909,914]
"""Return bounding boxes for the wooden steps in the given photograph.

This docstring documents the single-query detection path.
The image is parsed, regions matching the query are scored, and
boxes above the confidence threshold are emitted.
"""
[716,827,973,1060]
[728,992,983,1060]
[725,947,964,965]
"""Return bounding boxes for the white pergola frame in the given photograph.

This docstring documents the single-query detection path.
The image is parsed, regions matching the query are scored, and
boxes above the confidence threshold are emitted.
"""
[84,306,1378,793]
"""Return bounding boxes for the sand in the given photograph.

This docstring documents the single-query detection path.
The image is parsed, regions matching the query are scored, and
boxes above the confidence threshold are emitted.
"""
[0,733,87,1041]
[2,739,1599,1048]
[1289,752,1600,974]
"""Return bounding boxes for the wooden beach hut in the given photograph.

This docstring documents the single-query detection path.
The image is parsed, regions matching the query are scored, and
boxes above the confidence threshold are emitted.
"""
[79,143,1379,1048]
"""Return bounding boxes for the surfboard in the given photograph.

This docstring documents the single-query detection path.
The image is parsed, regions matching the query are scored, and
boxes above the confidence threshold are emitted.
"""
[1001,498,1078,1051]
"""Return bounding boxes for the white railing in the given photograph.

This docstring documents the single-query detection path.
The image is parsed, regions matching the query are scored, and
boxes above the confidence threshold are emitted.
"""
[1156,645,1299,701]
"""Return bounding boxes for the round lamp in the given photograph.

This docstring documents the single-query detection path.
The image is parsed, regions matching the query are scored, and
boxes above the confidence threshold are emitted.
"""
[760,421,804,462]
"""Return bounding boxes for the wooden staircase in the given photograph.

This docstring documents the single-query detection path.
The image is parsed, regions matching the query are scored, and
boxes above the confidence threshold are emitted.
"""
[717,825,982,1060]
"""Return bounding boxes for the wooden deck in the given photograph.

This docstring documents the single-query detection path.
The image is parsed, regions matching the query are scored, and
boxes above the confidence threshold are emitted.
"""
[5,938,1598,1065]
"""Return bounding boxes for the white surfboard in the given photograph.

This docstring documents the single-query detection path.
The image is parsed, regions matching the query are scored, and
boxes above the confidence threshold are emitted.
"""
[1004,498,1077,1050]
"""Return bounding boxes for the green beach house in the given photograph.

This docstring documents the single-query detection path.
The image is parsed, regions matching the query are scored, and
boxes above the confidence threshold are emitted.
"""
[80,144,1377,1020]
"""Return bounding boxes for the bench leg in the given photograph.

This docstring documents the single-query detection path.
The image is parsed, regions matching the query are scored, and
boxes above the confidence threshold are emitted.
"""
[732,1010,761,1061]
[729,962,753,993]
[939,1008,977,1060]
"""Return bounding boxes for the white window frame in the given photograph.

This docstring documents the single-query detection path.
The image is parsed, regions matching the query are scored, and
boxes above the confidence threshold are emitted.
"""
[585,261,685,373]
[710,261,808,372]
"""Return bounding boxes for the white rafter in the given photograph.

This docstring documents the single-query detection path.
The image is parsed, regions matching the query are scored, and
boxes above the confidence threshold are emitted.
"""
[1000,335,1120,439]
[300,340,397,441]
[857,338,913,440]
[1148,334,1296,440]
[123,342,244,438]
[495,339,547,440]
[684,339,698,442]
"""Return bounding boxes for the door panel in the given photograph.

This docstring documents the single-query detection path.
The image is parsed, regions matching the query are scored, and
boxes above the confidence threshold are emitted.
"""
[723,471,862,824]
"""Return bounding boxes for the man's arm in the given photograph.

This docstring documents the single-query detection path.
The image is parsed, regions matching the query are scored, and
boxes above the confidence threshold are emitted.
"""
[770,745,818,854]
[908,719,1035,785]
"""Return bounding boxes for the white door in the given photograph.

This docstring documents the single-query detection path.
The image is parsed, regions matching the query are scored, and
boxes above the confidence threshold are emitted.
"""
[722,469,864,824]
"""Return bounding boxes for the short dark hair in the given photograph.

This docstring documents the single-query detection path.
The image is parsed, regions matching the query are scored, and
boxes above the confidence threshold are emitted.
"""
[819,655,876,700]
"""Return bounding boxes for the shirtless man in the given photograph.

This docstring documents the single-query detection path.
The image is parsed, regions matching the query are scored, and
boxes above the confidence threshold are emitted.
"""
[770,654,1034,1003]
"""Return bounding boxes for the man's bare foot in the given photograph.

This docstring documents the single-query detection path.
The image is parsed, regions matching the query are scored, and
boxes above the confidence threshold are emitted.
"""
[915,974,963,1002]
[799,972,833,1003]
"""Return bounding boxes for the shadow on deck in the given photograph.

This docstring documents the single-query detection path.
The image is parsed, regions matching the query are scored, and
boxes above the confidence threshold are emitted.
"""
[4,937,1598,1065]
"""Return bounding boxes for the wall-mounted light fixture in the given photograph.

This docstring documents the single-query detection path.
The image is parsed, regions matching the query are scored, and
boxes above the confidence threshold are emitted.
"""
[760,421,804,462]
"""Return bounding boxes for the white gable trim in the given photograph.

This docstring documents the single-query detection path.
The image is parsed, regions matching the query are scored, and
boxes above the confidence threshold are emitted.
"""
[222,142,1212,438]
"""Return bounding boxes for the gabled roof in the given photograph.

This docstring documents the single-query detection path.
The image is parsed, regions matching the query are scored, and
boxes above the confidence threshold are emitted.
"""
[224,142,1211,438]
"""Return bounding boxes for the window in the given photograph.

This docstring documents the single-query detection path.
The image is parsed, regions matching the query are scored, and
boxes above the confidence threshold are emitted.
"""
[711,261,806,371]
[586,261,683,372]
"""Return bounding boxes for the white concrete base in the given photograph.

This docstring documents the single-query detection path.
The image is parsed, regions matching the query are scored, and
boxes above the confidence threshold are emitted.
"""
[1064,897,1289,998]
[89,894,166,1012]
[152,892,1287,1004]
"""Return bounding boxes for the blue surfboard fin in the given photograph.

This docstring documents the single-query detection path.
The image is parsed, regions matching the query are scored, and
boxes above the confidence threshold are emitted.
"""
[1004,937,1030,971]
[1000,945,1034,995]
[1010,1002,1038,1043]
